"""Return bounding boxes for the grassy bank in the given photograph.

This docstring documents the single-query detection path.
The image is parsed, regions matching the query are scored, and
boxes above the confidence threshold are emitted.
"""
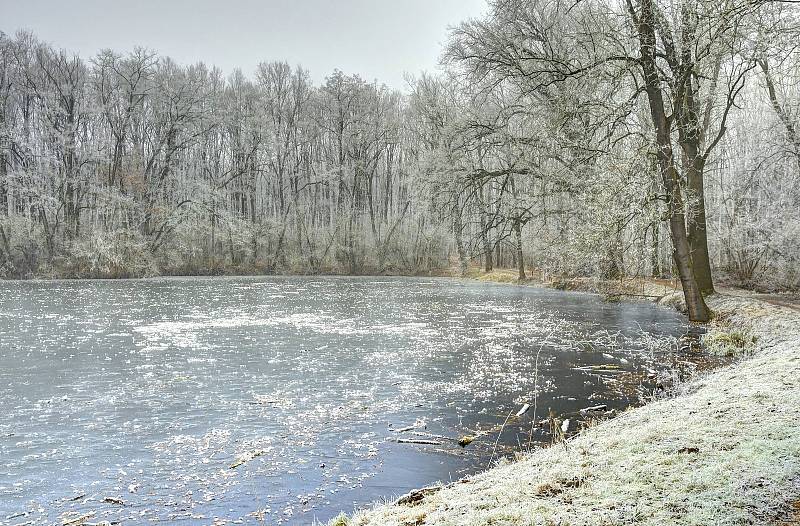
[333,293,800,525]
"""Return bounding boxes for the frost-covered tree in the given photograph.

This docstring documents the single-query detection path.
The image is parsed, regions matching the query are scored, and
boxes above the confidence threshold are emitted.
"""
[0,13,797,299]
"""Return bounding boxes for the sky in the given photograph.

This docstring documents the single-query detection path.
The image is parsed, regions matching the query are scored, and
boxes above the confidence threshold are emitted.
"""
[0,0,488,91]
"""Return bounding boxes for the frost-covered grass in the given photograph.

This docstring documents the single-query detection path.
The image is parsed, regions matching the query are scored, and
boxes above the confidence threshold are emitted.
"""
[336,294,800,525]
[462,268,528,283]
[702,328,757,357]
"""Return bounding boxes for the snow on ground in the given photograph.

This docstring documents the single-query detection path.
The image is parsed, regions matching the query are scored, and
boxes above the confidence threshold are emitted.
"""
[337,294,800,525]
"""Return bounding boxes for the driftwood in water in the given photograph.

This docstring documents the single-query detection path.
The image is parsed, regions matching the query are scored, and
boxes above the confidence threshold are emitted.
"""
[392,418,426,433]
[230,449,266,469]
[580,404,609,415]
[407,431,458,442]
[396,438,442,445]
[605,291,665,299]
[394,424,417,433]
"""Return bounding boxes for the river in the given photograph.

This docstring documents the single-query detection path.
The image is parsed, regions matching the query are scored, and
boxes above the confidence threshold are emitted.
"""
[0,276,710,525]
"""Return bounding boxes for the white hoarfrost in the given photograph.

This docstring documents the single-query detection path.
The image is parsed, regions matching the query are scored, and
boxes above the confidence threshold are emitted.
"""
[339,294,800,525]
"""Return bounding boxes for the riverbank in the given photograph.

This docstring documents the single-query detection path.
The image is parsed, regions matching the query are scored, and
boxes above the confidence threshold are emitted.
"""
[453,268,683,297]
[333,293,800,525]
[459,267,800,314]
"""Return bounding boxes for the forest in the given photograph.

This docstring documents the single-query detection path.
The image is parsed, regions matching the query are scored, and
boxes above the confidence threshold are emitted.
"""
[1,0,799,321]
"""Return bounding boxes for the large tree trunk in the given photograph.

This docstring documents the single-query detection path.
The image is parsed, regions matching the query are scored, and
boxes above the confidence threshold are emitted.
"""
[685,155,714,294]
[667,199,710,321]
[678,72,715,295]
[636,0,710,322]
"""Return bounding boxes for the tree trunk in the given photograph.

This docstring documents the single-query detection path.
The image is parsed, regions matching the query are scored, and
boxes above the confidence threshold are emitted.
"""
[272,204,292,272]
[478,184,493,272]
[759,59,800,165]
[0,221,10,265]
[63,103,79,239]
[678,73,715,295]
[379,200,410,272]
[210,197,216,270]
[39,205,53,259]
[513,217,526,281]
[635,0,710,322]
[479,210,493,272]
[453,199,468,277]
[0,176,6,217]
[650,222,661,277]
[0,134,7,217]
[686,155,714,294]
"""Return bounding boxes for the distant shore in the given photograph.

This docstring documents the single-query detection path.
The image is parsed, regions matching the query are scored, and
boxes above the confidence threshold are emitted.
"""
[1,263,680,294]
[7,264,797,315]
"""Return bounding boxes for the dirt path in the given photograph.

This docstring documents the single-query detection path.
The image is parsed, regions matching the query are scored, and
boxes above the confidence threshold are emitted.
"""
[717,286,800,312]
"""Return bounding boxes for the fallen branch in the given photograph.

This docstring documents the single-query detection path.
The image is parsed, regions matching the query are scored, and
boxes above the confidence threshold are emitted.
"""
[230,449,266,469]
[605,292,665,299]
[396,438,442,445]
[407,431,458,442]
[392,418,426,433]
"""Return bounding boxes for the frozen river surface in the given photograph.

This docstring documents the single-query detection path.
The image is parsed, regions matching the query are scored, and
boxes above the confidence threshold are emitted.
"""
[0,277,703,524]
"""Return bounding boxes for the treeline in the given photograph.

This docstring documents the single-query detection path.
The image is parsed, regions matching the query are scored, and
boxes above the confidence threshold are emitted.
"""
[0,32,444,278]
[1,0,799,316]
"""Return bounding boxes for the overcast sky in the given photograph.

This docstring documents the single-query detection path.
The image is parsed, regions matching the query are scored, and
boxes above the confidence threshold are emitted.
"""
[1,0,488,90]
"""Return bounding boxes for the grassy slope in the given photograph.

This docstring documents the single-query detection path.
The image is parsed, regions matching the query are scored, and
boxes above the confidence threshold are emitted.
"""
[336,292,800,526]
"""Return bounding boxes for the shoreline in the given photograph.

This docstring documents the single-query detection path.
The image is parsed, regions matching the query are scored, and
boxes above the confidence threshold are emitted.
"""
[0,265,682,296]
[332,292,800,525]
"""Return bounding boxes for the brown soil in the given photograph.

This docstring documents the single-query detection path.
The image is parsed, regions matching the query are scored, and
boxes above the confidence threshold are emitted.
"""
[777,500,800,525]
